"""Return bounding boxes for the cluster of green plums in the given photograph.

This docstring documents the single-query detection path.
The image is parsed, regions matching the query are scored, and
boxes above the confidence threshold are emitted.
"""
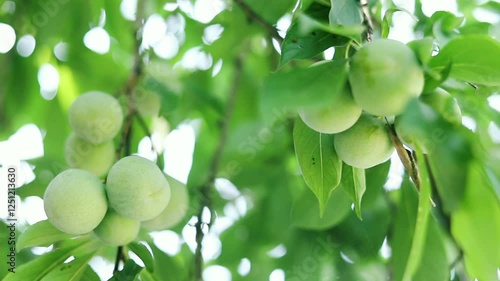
[44,92,189,246]
[299,39,462,168]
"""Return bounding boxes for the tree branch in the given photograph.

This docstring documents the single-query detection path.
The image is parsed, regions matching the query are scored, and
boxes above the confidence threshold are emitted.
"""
[234,0,284,45]
[194,57,243,281]
[359,0,374,42]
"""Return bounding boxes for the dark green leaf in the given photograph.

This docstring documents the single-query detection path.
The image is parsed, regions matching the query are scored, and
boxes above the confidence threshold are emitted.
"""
[451,162,500,281]
[293,117,342,215]
[429,35,500,86]
[17,220,73,252]
[109,259,143,281]
[127,242,154,273]
[261,60,348,122]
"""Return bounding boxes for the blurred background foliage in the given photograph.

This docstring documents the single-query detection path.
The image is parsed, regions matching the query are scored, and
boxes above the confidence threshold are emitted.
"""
[1,0,500,280]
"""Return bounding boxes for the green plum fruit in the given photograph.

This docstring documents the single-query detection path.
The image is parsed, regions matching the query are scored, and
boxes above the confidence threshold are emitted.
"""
[299,85,362,134]
[65,133,115,177]
[420,88,462,125]
[348,39,424,116]
[334,115,395,169]
[93,209,140,246]
[69,91,124,144]
[106,156,171,221]
[133,89,161,117]
[142,175,190,231]
[43,169,107,235]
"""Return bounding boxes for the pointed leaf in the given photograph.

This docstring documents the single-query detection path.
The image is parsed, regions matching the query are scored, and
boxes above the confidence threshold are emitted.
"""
[429,35,500,86]
[451,162,500,281]
[127,242,154,273]
[17,220,73,252]
[293,117,342,214]
[109,259,144,281]
[329,0,362,27]
[341,164,366,219]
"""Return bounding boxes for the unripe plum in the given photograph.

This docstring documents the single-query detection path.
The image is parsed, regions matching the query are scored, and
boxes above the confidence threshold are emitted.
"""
[65,133,115,177]
[299,85,362,134]
[93,209,140,246]
[106,156,171,221]
[133,89,161,117]
[334,115,394,169]
[142,175,189,231]
[348,39,424,116]
[69,91,123,144]
[43,169,108,235]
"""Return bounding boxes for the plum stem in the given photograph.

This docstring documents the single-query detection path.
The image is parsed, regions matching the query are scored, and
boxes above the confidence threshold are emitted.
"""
[359,0,374,42]
[193,56,244,281]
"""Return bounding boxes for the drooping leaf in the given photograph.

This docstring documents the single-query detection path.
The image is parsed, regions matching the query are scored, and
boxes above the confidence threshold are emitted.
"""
[381,8,419,39]
[17,220,73,252]
[341,164,366,220]
[407,37,435,65]
[293,117,342,215]
[429,35,500,86]
[451,162,500,281]
[291,185,351,230]
[127,242,154,273]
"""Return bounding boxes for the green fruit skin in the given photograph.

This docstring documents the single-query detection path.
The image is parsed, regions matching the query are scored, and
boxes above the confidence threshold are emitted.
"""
[69,91,124,144]
[43,169,108,235]
[65,133,115,177]
[142,175,189,231]
[348,39,424,116]
[334,115,395,169]
[133,89,161,117]
[93,209,140,246]
[420,88,462,125]
[106,156,171,221]
[299,86,362,134]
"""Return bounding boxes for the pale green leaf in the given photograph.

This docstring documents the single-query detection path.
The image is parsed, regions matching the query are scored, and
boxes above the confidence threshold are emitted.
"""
[40,253,98,281]
[451,162,500,281]
[429,35,500,86]
[329,0,362,27]
[293,117,342,215]
[17,220,73,252]
[341,164,366,219]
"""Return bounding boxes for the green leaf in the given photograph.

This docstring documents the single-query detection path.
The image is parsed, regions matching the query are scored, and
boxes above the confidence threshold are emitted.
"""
[451,162,500,281]
[298,12,364,41]
[391,179,449,281]
[407,37,435,65]
[279,21,349,67]
[261,60,348,122]
[329,0,362,27]
[40,253,98,281]
[127,242,154,273]
[429,35,500,86]
[17,220,73,252]
[109,259,143,281]
[291,185,351,230]
[341,164,366,220]
[381,8,419,38]
[244,0,296,23]
[3,237,101,281]
[293,117,343,215]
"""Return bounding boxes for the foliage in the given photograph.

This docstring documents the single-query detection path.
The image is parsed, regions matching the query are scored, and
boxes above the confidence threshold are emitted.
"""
[1,0,500,280]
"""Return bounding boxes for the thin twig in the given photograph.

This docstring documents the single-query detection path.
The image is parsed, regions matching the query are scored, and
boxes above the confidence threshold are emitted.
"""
[359,0,374,42]
[194,57,244,281]
[113,0,145,273]
[234,0,283,44]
